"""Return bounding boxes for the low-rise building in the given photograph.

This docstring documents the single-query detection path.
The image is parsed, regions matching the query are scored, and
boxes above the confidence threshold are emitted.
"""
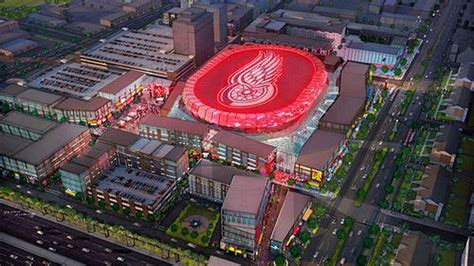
[295,130,346,188]
[97,70,146,111]
[455,62,474,91]
[430,125,461,167]
[0,39,38,57]
[139,114,209,151]
[54,97,113,126]
[209,130,276,174]
[393,231,432,266]
[188,159,259,203]
[412,165,449,219]
[445,87,471,122]
[88,166,178,216]
[59,143,115,195]
[270,191,312,254]
[100,11,133,28]
[99,129,188,179]
[0,112,91,180]
[342,40,404,68]
[221,175,270,258]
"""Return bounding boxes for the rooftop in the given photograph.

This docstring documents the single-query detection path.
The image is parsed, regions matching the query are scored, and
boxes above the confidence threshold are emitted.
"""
[99,71,145,95]
[458,62,474,81]
[80,27,193,75]
[211,131,276,159]
[339,61,369,99]
[222,175,269,215]
[16,88,65,106]
[418,164,450,203]
[297,129,344,170]
[60,162,88,175]
[99,128,141,148]
[395,231,432,266]
[320,96,366,126]
[140,114,209,137]
[189,159,258,185]
[93,166,175,206]
[54,97,111,111]
[347,41,403,56]
[1,111,57,135]
[28,63,123,100]
[271,191,311,242]
[0,84,29,97]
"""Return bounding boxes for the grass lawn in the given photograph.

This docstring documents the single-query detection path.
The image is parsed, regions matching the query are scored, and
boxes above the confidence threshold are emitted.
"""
[443,199,466,227]
[0,0,70,19]
[166,203,219,247]
[468,102,474,127]
[458,156,474,174]
[461,139,474,156]
[437,249,456,266]
[0,0,69,7]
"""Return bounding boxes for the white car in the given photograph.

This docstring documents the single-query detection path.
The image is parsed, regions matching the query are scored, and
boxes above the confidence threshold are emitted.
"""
[362,174,368,179]
[67,244,74,249]
[104,248,112,253]
[66,235,73,240]
[9,254,18,260]
[66,205,73,209]
[117,257,125,262]
[332,228,337,235]
[36,240,44,245]
[96,209,102,214]
[36,230,44,235]
[48,247,56,252]
[82,248,90,253]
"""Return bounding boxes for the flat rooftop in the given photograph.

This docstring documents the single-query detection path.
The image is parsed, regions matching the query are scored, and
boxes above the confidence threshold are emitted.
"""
[339,61,368,99]
[0,84,29,97]
[222,175,268,215]
[320,96,366,126]
[211,130,276,159]
[140,114,209,137]
[80,27,193,74]
[16,88,65,106]
[297,129,344,170]
[54,97,111,111]
[1,111,57,135]
[99,128,141,148]
[94,166,175,206]
[189,159,259,185]
[28,63,123,100]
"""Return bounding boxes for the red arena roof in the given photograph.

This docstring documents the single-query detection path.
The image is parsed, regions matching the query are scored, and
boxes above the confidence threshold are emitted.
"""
[182,45,327,132]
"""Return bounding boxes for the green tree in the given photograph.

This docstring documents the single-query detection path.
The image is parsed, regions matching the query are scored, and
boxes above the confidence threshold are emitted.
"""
[1,102,10,114]
[74,192,84,201]
[112,203,120,212]
[366,113,376,122]
[307,218,319,229]
[369,223,380,235]
[289,245,301,258]
[399,58,407,66]
[287,179,295,186]
[170,223,178,232]
[86,196,95,205]
[356,255,367,266]
[134,211,143,219]
[336,229,347,240]
[146,215,155,222]
[382,65,389,73]
[384,185,394,194]
[299,231,311,243]
[394,68,402,76]
[190,231,198,239]
[122,207,131,215]
[98,199,106,208]
[343,216,354,227]
[201,235,210,243]
[363,237,374,249]
[181,227,189,236]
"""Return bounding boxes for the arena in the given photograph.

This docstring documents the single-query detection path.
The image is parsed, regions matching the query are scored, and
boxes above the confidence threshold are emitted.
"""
[182,45,328,133]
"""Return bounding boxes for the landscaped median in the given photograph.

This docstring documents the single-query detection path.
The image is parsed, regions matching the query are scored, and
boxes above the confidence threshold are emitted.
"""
[326,216,354,266]
[354,146,389,207]
[0,186,207,265]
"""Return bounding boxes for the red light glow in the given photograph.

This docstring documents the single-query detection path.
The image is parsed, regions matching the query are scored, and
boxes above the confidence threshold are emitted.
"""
[182,45,327,132]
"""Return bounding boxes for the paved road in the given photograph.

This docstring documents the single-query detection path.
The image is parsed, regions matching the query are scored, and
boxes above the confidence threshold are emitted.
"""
[0,203,171,265]
[0,241,58,266]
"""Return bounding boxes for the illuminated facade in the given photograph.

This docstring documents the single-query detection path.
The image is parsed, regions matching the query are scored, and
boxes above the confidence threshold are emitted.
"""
[182,44,327,133]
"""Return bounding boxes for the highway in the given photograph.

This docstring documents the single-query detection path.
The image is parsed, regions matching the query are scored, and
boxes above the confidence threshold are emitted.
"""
[0,203,171,266]
[0,241,58,266]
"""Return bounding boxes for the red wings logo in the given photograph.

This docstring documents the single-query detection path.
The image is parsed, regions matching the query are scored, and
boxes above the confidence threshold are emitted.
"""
[217,51,283,108]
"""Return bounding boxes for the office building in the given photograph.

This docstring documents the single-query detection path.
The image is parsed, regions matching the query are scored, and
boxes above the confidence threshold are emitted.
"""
[0,112,91,180]
[172,7,215,65]
[209,130,276,175]
[139,114,209,151]
[192,3,227,47]
[221,175,270,258]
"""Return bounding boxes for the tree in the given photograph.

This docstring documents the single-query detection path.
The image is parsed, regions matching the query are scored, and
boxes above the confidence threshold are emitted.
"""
[74,192,84,201]
[287,179,295,186]
[382,65,389,73]
[1,101,10,114]
[86,196,95,205]
[299,231,310,243]
[201,235,210,244]
[369,224,380,235]
[98,199,106,208]
[363,237,374,249]
[356,255,367,266]
[369,64,376,72]
[326,179,338,192]
[190,231,198,239]
[134,211,143,219]
[399,58,407,66]
[112,203,120,212]
[170,224,178,232]
[122,207,131,215]
[307,218,319,229]
[181,227,189,236]
[379,198,389,209]
[274,254,286,266]
[366,113,376,122]
[356,188,365,199]
[336,229,347,240]
[343,216,354,227]
[384,185,394,194]
[394,68,402,76]
[289,245,301,258]
[146,215,155,222]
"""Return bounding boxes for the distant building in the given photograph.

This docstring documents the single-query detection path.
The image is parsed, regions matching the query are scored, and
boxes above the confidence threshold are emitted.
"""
[445,87,471,122]
[295,129,346,188]
[100,11,133,28]
[54,97,113,126]
[209,130,276,174]
[0,112,91,180]
[192,3,227,47]
[79,26,194,80]
[380,12,421,29]
[188,159,259,203]
[59,143,115,194]
[310,5,357,20]
[139,114,209,151]
[455,62,474,91]
[227,4,255,36]
[393,231,432,266]
[97,70,147,110]
[270,191,312,254]
[0,39,38,57]
[412,164,449,219]
[172,7,215,65]
[342,40,403,68]
[163,7,185,25]
[99,129,189,179]
[221,175,270,258]
[430,125,461,167]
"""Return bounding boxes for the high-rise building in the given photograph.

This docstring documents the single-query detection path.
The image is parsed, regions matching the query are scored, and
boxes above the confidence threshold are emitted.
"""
[172,7,215,65]
[192,3,227,47]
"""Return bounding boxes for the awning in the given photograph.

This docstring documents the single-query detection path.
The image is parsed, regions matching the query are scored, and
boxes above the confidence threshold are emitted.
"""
[302,208,313,221]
